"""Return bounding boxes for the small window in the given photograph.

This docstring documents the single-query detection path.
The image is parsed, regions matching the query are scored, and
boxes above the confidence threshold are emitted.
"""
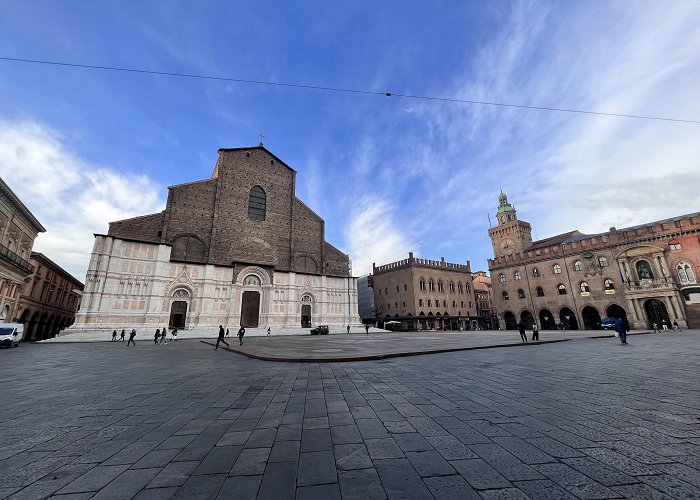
[502,291,509,301]
[452,301,456,307]
[429,279,435,292]
[466,284,471,293]
[677,262,696,284]
[395,302,398,309]
[536,286,544,297]
[669,240,682,251]
[437,280,444,292]
[449,281,455,293]
[458,282,464,293]
[396,285,399,292]
[428,300,432,307]
[553,264,562,274]
[403,301,405,307]
[499,274,506,283]
[517,289,525,299]
[404,284,408,291]
[604,279,615,290]
[419,299,423,306]
[598,257,609,267]
[558,284,567,295]
[574,260,583,271]
[514,271,522,280]
[420,279,426,291]
[385,288,388,294]
[443,300,447,307]
[532,267,540,277]
[248,185,266,220]
[461,301,464,307]
[580,281,590,292]
[379,289,382,296]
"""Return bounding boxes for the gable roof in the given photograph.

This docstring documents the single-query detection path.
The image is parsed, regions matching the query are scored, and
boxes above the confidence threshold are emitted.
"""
[217,145,297,173]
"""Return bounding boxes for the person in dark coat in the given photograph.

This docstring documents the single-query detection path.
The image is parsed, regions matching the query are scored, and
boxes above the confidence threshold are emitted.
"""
[365,324,370,335]
[127,329,136,346]
[119,329,126,341]
[531,323,539,341]
[237,326,245,346]
[517,321,527,343]
[215,325,229,350]
[615,318,629,344]
[154,329,160,345]
[112,330,117,342]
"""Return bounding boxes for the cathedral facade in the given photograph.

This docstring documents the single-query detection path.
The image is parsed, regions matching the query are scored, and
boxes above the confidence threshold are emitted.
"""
[70,146,359,335]
[488,193,700,330]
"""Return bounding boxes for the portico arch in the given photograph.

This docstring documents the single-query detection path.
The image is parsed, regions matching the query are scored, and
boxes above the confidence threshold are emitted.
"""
[581,305,601,330]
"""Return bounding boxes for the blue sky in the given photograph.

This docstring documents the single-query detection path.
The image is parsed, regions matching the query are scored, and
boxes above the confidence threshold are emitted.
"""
[1,1,699,280]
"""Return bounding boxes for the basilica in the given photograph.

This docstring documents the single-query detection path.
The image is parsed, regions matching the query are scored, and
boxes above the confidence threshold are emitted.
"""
[69,145,359,335]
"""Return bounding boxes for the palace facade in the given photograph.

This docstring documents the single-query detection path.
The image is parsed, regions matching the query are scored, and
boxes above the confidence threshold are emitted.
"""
[370,252,476,331]
[488,192,700,330]
[69,145,359,335]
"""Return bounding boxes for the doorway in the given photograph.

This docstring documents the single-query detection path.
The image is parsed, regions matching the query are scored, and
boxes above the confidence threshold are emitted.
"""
[559,307,579,330]
[241,291,260,327]
[644,299,669,328]
[169,301,188,328]
[606,304,628,322]
[301,304,312,327]
[581,306,602,330]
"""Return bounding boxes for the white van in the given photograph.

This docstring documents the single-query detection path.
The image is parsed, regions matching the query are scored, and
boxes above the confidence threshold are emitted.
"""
[0,323,24,348]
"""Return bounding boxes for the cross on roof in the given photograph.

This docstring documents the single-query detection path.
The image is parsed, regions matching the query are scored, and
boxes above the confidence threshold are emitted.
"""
[259,133,264,146]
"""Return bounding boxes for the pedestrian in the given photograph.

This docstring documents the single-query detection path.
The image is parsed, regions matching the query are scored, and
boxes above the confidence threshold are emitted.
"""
[615,317,629,344]
[652,322,660,333]
[662,319,668,331]
[172,328,178,340]
[119,329,126,341]
[215,325,229,350]
[347,325,350,334]
[111,330,117,342]
[531,323,539,341]
[517,321,527,343]
[237,326,245,346]
[365,324,369,335]
[160,328,168,344]
[154,329,160,345]
[225,328,230,337]
[127,329,136,346]
[267,327,271,337]
[673,321,681,332]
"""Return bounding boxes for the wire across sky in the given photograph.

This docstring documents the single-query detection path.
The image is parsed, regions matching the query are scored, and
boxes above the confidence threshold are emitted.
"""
[2,56,699,124]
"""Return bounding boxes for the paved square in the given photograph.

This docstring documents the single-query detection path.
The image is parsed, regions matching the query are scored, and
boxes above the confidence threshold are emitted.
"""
[1,332,699,499]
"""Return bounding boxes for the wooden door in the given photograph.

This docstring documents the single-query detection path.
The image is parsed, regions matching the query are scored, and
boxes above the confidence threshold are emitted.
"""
[241,291,260,327]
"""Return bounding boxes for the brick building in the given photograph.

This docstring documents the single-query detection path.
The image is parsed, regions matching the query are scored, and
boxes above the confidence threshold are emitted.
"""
[0,178,45,323]
[16,252,83,340]
[488,192,700,330]
[472,271,498,330]
[370,252,476,331]
[69,145,359,335]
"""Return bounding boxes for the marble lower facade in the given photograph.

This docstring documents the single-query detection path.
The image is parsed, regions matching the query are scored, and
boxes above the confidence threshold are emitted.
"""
[68,236,360,336]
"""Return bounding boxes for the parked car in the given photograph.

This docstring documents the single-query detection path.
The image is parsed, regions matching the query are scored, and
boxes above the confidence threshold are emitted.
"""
[601,317,617,330]
[310,325,329,335]
[0,323,24,348]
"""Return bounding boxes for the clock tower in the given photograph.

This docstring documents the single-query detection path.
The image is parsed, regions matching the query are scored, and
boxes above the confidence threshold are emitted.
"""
[488,192,533,257]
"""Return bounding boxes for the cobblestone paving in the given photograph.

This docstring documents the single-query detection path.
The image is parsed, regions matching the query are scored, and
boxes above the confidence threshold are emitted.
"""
[1,332,699,499]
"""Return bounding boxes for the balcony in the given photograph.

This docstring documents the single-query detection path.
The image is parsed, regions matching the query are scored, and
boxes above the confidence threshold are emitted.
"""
[0,243,33,275]
[625,277,675,291]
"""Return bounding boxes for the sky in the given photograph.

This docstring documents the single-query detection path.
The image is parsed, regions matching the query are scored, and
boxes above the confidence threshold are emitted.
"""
[1,1,699,281]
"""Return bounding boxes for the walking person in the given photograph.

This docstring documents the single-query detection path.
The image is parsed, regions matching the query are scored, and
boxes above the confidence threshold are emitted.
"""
[237,326,245,346]
[347,325,350,334]
[517,321,528,343]
[365,324,369,335]
[673,321,681,332]
[172,328,178,341]
[652,322,660,333]
[267,327,271,337]
[154,329,160,345]
[531,323,539,341]
[215,325,229,350]
[127,329,136,346]
[225,328,230,337]
[111,330,117,342]
[662,319,668,332]
[119,329,126,342]
[160,328,168,344]
[615,317,629,344]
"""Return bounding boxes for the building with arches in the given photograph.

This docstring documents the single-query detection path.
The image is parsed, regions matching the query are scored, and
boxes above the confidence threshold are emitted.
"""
[488,192,700,330]
[0,178,45,325]
[68,145,359,335]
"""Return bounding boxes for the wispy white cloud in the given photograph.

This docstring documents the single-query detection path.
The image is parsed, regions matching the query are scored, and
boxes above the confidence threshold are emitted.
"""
[0,120,165,280]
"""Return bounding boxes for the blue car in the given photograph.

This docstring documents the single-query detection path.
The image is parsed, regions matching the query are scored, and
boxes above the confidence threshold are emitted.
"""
[601,317,617,330]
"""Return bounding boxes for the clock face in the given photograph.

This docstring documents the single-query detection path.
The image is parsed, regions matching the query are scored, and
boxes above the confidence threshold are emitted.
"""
[499,239,515,256]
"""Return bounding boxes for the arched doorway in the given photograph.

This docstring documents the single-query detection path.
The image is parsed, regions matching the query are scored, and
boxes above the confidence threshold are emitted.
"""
[240,291,260,327]
[26,311,40,341]
[581,306,602,330]
[300,295,312,328]
[169,301,188,328]
[503,311,517,330]
[606,304,627,322]
[520,310,535,329]
[644,299,669,328]
[539,309,555,330]
[559,307,579,330]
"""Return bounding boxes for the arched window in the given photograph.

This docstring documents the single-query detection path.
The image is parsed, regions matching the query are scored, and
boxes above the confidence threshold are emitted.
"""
[536,286,545,297]
[517,289,525,299]
[396,285,400,292]
[677,262,696,284]
[574,260,583,271]
[514,271,522,280]
[429,279,435,292]
[243,275,261,286]
[173,288,190,298]
[437,280,444,292]
[502,291,509,301]
[419,278,426,291]
[636,260,654,280]
[598,257,609,268]
[499,274,506,283]
[404,284,407,291]
[532,267,540,277]
[248,185,266,220]
[669,240,682,251]
[553,264,562,274]
[558,284,567,295]
[419,299,423,306]
[580,281,590,292]
[449,281,455,293]
[604,279,615,290]
[465,283,471,293]
[458,282,463,293]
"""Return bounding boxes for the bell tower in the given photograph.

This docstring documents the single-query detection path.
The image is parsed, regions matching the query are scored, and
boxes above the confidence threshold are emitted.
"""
[488,192,533,257]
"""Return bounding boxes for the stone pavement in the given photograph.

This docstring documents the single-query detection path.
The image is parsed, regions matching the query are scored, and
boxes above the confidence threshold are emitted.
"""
[1,331,699,499]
